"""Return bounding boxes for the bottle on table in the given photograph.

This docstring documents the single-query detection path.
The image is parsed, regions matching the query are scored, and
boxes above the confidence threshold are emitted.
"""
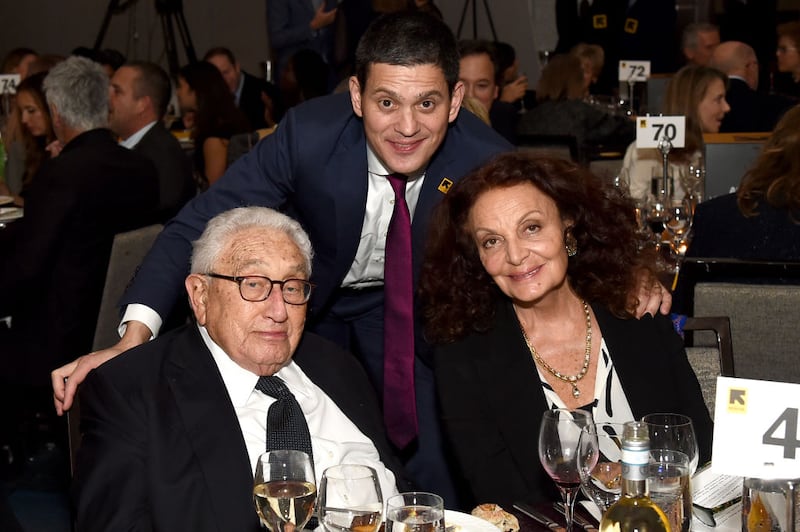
[599,421,671,532]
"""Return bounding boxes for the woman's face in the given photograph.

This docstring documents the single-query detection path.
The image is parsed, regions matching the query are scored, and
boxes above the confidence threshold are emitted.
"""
[697,78,730,133]
[175,76,196,111]
[777,36,800,74]
[580,58,594,92]
[468,182,572,307]
[17,90,48,137]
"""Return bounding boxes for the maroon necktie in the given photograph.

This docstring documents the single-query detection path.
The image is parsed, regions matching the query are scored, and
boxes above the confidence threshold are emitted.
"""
[383,173,417,449]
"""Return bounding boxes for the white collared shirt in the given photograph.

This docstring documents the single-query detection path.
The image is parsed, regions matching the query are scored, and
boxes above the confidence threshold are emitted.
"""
[342,145,425,287]
[233,73,245,107]
[118,121,158,150]
[198,325,398,498]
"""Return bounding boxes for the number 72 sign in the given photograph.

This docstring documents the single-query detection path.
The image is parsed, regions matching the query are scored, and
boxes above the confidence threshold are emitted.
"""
[0,74,20,95]
[712,376,800,478]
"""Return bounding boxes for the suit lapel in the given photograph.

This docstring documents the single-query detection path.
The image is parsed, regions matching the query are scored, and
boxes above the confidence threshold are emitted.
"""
[165,327,260,530]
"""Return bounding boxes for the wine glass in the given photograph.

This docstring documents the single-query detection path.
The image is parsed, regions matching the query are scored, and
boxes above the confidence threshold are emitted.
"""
[319,464,383,532]
[665,202,693,258]
[385,492,444,532]
[578,422,624,514]
[539,409,596,532]
[641,413,699,475]
[253,450,317,531]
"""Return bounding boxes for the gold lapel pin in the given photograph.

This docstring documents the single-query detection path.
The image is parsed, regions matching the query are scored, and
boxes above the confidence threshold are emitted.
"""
[438,178,453,194]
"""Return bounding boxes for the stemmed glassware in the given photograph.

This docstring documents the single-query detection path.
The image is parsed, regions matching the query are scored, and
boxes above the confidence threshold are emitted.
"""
[319,464,383,532]
[385,492,444,532]
[665,201,693,258]
[642,413,699,475]
[253,450,317,531]
[578,422,625,514]
[539,409,597,532]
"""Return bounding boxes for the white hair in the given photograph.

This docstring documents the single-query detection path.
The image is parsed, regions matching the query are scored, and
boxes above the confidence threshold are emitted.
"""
[43,56,109,131]
[190,207,313,275]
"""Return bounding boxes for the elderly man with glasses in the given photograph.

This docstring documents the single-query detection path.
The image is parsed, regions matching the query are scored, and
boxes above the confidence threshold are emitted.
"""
[73,206,403,532]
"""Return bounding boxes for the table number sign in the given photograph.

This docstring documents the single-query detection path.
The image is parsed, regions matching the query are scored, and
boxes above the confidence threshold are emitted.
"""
[712,376,800,478]
[635,115,685,149]
[0,74,20,95]
[618,60,650,82]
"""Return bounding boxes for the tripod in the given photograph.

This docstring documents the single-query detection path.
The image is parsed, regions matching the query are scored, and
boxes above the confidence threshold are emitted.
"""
[94,0,197,76]
[457,0,498,41]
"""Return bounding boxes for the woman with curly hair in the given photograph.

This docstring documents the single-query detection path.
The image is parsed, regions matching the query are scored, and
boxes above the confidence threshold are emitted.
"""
[683,103,800,261]
[419,153,711,507]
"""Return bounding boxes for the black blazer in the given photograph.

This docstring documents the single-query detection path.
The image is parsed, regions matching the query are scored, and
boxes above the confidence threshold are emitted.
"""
[133,122,195,222]
[239,71,273,130]
[720,78,793,133]
[74,325,408,532]
[435,300,713,508]
[0,129,158,381]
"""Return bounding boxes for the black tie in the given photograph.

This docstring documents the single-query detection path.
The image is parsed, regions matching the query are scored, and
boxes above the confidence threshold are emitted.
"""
[580,0,590,18]
[255,375,314,462]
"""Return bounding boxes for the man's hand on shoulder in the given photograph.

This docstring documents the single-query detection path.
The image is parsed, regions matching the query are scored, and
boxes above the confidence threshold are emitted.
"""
[51,321,153,415]
[633,270,672,319]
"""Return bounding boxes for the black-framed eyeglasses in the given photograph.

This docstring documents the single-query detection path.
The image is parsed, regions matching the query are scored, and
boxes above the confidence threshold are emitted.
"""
[206,273,314,305]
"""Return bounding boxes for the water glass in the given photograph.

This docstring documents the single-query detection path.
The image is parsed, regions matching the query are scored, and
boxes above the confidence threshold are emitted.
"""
[579,423,624,513]
[319,464,383,532]
[646,449,691,532]
[642,413,699,475]
[742,477,800,532]
[385,492,444,532]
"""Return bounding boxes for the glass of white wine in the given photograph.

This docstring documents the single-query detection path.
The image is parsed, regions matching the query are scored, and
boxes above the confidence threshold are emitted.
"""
[319,464,383,532]
[254,450,317,531]
[385,492,444,532]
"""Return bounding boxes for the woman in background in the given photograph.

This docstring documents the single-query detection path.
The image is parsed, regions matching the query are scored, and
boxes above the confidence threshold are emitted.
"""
[1,72,55,203]
[175,61,249,189]
[621,65,730,201]
[774,21,800,100]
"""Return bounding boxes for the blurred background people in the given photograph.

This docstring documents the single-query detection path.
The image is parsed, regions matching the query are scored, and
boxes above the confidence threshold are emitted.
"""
[278,48,331,111]
[1,47,38,81]
[0,56,158,474]
[0,72,56,204]
[711,41,792,132]
[684,103,800,261]
[458,39,518,143]
[682,22,721,67]
[204,46,281,129]
[267,0,337,86]
[109,61,195,221]
[419,153,710,507]
[571,42,605,97]
[621,65,730,202]
[175,61,249,189]
[493,41,529,112]
[774,21,800,99]
[517,54,633,163]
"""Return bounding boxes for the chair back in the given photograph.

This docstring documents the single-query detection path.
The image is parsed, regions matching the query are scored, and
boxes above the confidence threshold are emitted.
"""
[92,224,163,351]
[683,316,734,418]
[226,127,278,167]
[694,282,800,383]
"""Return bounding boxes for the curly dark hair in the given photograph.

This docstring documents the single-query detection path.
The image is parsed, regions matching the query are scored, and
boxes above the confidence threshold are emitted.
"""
[418,153,657,344]
[737,103,800,220]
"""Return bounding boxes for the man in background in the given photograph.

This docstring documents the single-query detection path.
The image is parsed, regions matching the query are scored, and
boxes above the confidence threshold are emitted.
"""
[109,61,195,221]
[204,47,281,129]
[682,22,721,67]
[711,41,792,132]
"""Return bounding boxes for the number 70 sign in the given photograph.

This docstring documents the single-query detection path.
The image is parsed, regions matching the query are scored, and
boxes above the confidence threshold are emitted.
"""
[635,116,686,149]
[712,376,800,478]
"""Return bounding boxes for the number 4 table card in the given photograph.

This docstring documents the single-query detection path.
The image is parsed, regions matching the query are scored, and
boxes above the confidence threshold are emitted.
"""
[713,376,800,478]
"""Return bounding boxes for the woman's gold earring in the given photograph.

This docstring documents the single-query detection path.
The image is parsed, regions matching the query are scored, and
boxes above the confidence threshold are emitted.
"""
[565,233,578,257]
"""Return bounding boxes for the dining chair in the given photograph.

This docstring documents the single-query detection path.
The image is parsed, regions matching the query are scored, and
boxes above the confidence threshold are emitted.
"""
[516,134,580,163]
[682,316,734,418]
[92,223,164,351]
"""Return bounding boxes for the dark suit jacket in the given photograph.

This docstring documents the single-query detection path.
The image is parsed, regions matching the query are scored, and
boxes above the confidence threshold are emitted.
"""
[686,193,800,261]
[133,122,195,222]
[0,129,158,382]
[720,78,793,133]
[73,325,408,532]
[267,0,334,80]
[120,92,511,343]
[435,300,713,508]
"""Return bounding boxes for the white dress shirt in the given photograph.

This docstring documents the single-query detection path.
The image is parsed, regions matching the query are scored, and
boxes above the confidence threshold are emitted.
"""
[118,121,157,149]
[198,325,398,499]
[120,145,424,336]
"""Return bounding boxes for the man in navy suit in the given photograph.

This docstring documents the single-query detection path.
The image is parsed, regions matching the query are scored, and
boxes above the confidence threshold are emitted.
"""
[55,12,510,505]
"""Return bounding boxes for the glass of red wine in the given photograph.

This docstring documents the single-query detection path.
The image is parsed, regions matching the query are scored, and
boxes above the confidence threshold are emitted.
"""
[538,409,597,532]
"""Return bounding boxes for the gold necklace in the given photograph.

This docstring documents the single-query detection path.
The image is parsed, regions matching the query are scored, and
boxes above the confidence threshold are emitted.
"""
[518,300,592,399]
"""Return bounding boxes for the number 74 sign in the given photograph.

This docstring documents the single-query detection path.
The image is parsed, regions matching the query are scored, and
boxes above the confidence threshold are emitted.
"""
[712,376,800,478]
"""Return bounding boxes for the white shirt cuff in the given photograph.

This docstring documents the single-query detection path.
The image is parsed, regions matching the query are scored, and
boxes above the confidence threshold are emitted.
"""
[118,304,163,340]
